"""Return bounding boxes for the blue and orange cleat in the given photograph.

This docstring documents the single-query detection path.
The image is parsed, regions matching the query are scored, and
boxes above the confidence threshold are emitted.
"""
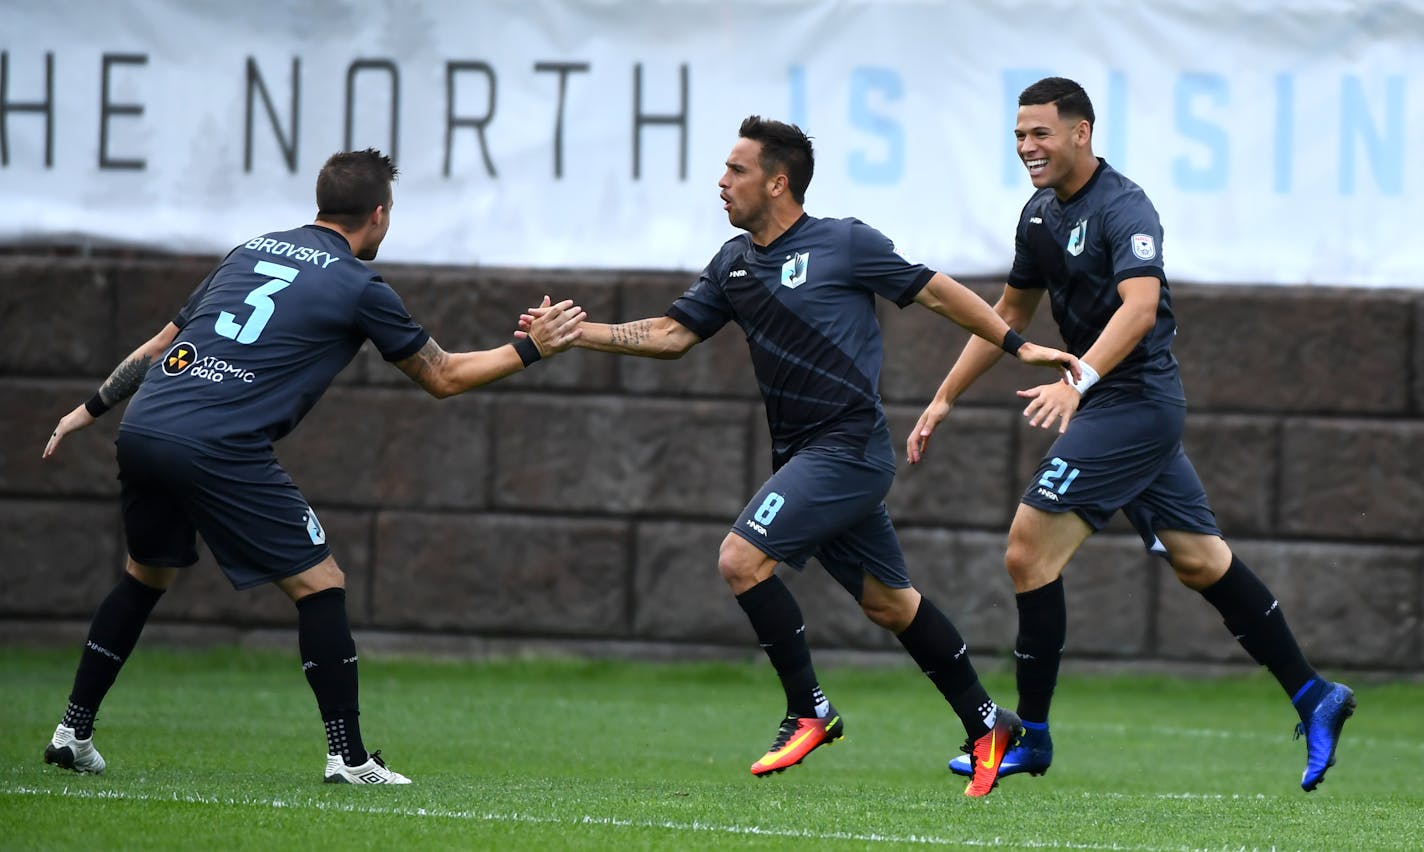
[1296,681,1355,792]
[962,708,1024,798]
[950,719,1050,780]
[750,707,845,776]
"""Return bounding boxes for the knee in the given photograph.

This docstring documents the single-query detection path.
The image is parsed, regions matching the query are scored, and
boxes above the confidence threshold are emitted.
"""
[125,559,177,590]
[1004,534,1042,583]
[717,539,761,593]
[1004,536,1063,595]
[860,598,910,632]
[859,587,919,632]
[1170,551,1226,590]
[277,557,345,601]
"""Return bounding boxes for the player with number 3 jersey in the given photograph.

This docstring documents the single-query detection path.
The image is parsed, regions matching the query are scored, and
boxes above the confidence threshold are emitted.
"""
[40,149,585,785]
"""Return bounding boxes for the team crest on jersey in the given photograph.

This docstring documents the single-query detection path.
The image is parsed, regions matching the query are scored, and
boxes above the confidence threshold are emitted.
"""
[162,341,197,375]
[1066,219,1088,257]
[1132,233,1156,260]
[781,251,811,289]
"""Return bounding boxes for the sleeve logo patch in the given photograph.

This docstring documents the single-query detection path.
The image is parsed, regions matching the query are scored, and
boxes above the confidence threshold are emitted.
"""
[1132,233,1156,260]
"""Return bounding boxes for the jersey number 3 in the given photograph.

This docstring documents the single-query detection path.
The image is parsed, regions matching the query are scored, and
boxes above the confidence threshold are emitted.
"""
[215,260,298,344]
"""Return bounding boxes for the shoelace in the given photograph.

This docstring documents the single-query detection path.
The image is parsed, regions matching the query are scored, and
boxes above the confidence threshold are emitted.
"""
[370,749,389,768]
[767,716,802,751]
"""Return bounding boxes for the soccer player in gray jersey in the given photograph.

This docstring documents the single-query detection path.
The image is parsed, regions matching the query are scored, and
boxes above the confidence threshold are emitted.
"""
[40,149,585,784]
[523,116,1079,797]
[910,77,1353,792]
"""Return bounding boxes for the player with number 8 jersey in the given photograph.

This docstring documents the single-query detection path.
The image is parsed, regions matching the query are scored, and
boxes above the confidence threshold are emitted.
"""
[521,116,1078,796]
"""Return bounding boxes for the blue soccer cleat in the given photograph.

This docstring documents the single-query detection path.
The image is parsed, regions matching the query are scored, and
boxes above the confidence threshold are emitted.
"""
[950,721,1051,779]
[1295,681,1354,792]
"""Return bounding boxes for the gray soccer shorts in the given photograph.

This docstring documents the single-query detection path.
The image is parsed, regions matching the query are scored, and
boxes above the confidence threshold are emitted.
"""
[1021,395,1221,553]
[730,444,911,596]
[117,430,331,589]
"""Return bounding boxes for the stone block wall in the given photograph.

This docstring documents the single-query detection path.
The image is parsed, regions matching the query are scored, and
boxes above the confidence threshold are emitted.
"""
[2,252,1421,673]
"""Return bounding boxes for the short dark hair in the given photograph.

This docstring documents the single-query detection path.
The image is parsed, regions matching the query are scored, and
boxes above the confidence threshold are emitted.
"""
[316,149,397,230]
[738,115,814,205]
[1019,77,1095,128]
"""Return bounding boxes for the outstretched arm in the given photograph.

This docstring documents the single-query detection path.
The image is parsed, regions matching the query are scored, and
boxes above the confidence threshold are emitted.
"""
[521,309,701,359]
[907,282,1048,464]
[43,321,181,459]
[396,296,585,398]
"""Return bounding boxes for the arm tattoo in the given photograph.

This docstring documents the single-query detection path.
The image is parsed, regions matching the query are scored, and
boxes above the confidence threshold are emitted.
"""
[399,338,448,387]
[609,320,653,349]
[98,354,155,405]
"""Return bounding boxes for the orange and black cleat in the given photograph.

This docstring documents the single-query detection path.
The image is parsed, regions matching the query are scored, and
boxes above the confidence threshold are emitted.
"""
[963,708,1023,798]
[750,707,845,776]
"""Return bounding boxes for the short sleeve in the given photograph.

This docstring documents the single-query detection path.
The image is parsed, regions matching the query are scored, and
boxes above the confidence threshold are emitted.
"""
[1102,192,1166,286]
[1007,202,1046,290]
[173,265,221,328]
[666,260,734,340]
[847,219,933,307]
[356,277,430,361]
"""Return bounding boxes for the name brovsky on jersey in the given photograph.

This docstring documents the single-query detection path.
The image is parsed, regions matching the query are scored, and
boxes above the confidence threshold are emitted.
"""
[120,224,428,454]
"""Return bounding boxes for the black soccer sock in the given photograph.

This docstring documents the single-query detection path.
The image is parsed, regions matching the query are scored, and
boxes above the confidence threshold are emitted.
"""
[896,596,996,736]
[1199,556,1317,699]
[735,575,826,718]
[296,588,367,766]
[63,572,165,739]
[1014,578,1066,725]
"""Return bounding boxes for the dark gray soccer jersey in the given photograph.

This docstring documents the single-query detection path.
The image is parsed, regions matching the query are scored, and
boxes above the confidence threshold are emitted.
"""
[667,214,932,470]
[1008,159,1184,404]
[121,225,429,454]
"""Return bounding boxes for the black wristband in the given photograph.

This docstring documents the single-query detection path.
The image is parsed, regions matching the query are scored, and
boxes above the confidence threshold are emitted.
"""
[84,392,111,418]
[1000,329,1027,356]
[512,336,543,367]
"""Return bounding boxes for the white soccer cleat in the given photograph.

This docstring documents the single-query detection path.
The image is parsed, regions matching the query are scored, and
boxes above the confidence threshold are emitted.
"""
[44,724,106,774]
[323,750,411,784]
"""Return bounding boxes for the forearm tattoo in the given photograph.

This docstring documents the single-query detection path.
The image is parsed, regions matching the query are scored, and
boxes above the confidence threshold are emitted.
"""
[404,338,448,386]
[609,320,653,348]
[99,354,155,405]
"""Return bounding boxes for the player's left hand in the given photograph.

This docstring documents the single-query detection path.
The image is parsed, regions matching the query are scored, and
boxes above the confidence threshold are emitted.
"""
[1017,342,1081,382]
[523,295,586,355]
[1017,378,1080,433]
[43,404,97,460]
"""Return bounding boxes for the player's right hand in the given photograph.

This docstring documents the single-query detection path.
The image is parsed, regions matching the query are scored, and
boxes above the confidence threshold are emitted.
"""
[1017,378,1079,434]
[524,295,586,355]
[907,399,953,465]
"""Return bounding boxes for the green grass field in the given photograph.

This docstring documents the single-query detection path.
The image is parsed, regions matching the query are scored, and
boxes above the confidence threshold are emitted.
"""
[2,646,1420,850]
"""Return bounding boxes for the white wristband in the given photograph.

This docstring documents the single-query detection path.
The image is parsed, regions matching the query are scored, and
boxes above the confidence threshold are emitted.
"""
[1068,360,1100,395]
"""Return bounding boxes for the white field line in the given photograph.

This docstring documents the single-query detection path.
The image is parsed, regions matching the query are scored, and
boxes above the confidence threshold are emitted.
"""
[0,783,1250,851]
[1062,722,1418,752]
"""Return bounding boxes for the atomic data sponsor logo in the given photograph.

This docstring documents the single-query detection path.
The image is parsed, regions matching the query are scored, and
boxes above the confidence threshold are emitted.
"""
[161,341,257,384]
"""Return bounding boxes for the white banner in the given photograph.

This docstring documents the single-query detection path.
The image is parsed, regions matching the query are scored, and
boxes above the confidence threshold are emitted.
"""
[2,0,1420,286]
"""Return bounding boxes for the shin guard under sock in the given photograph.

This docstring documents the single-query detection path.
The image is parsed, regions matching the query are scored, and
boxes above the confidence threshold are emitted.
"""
[296,587,367,765]
[1014,578,1066,725]
[736,575,825,717]
[896,596,995,735]
[1199,556,1317,699]
[64,572,165,738]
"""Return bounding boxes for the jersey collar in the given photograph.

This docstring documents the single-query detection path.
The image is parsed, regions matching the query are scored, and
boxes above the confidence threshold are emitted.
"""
[753,212,810,254]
